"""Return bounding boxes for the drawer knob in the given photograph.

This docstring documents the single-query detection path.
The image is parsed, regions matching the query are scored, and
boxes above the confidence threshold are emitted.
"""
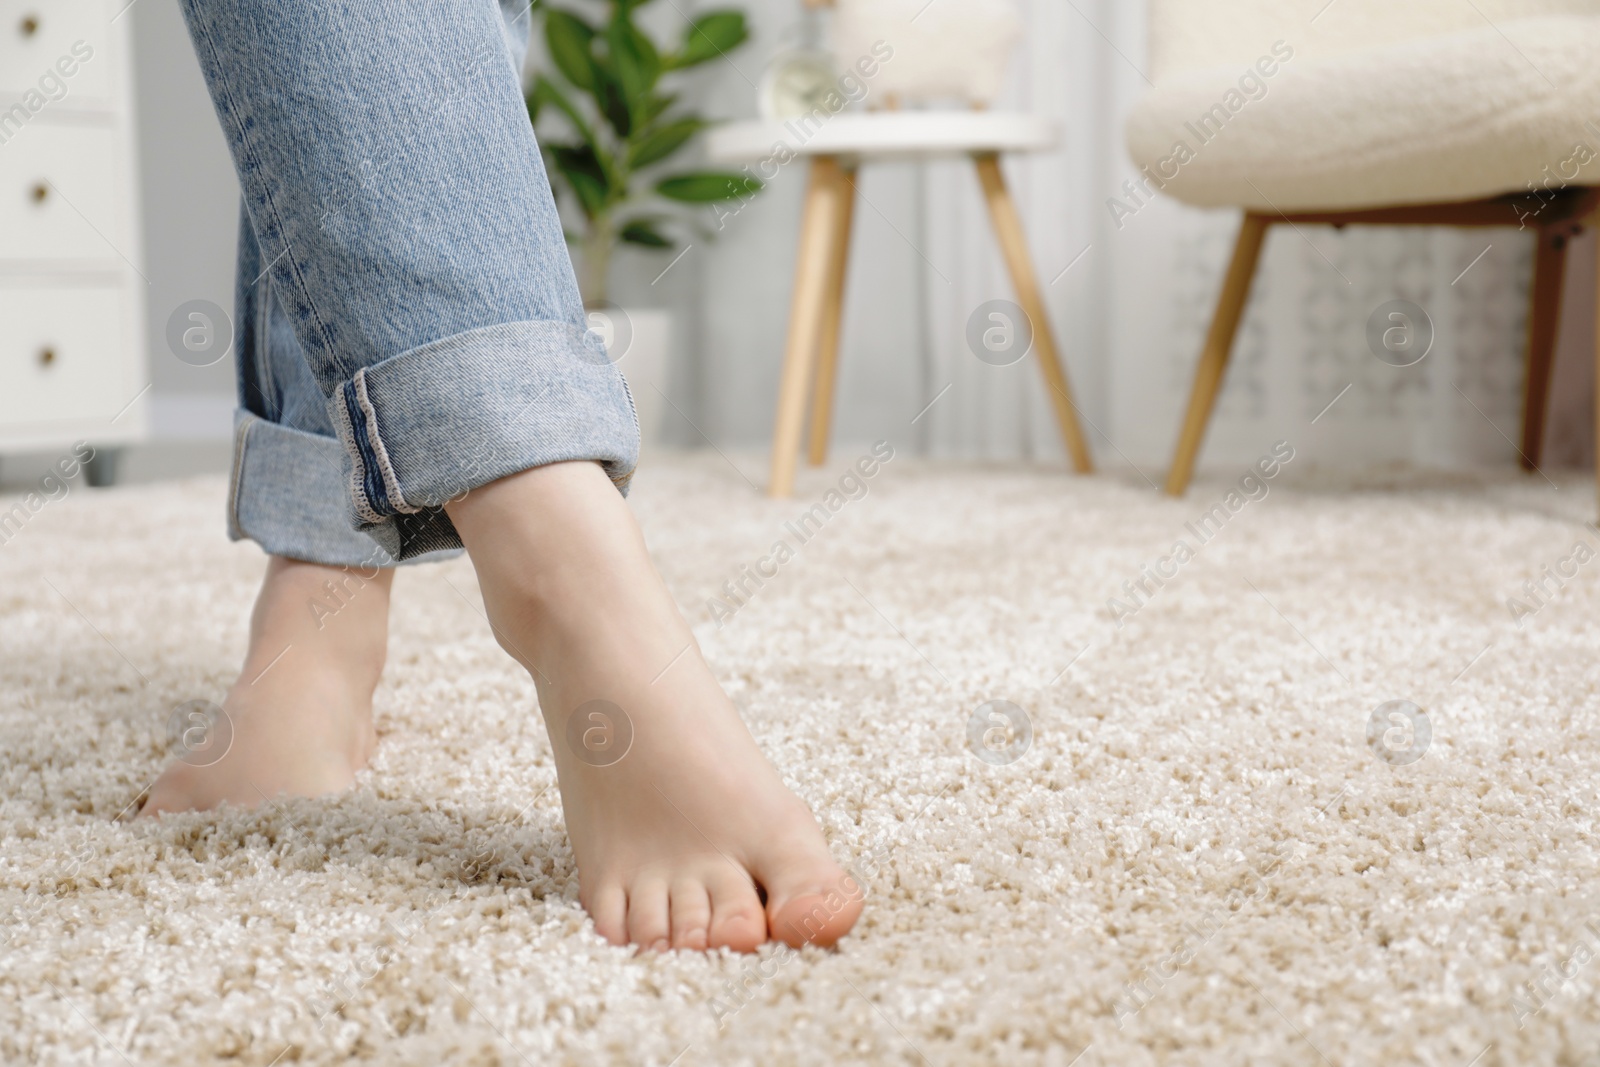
[38,347,56,367]
[30,182,48,204]
[20,14,38,37]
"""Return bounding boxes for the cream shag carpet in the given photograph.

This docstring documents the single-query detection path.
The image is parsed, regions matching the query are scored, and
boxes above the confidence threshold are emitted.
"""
[4,455,1600,1066]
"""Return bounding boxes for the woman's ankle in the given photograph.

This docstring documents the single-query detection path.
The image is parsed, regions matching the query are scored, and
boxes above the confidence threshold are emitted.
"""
[246,555,395,681]
[444,461,659,632]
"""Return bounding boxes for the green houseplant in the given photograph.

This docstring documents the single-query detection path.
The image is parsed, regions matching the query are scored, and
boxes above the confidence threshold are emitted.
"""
[528,0,763,306]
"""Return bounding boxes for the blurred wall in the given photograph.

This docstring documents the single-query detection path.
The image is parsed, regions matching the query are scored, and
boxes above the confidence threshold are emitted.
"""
[129,0,239,442]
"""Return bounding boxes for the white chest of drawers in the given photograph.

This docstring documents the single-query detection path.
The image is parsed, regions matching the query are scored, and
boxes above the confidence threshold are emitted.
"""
[0,0,148,481]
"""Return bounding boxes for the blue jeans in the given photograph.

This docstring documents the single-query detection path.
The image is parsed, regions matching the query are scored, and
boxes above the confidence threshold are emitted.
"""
[179,0,639,566]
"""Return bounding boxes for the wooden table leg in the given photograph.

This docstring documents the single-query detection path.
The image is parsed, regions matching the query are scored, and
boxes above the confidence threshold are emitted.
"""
[770,156,851,497]
[1164,213,1270,496]
[1593,216,1600,519]
[973,153,1093,474]
[807,164,858,467]
[1521,224,1568,470]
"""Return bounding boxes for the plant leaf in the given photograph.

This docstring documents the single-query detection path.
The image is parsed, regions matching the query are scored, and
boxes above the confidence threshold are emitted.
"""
[669,11,748,69]
[656,171,762,203]
[530,77,621,190]
[607,14,662,133]
[628,118,705,169]
[529,76,593,143]
[551,144,611,218]
[591,64,633,138]
[640,92,677,126]
[619,217,673,248]
[608,14,661,93]
[544,8,598,91]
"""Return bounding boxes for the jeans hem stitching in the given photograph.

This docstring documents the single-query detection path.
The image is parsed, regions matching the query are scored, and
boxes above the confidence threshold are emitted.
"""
[352,367,416,514]
[330,385,385,525]
[226,411,256,541]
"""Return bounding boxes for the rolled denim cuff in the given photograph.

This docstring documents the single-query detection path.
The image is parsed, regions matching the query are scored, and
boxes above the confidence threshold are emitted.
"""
[326,319,640,562]
[228,409,462,567]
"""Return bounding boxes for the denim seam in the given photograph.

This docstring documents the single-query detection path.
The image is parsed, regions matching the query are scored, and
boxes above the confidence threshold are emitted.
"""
[329,386,384,525]
[615,375,639,489]
[341,386,377,511]
[256,274,277,417]
[351,368,416,514]
[343,384,391,520]
[186,10,344,382]
[226,411,255,541]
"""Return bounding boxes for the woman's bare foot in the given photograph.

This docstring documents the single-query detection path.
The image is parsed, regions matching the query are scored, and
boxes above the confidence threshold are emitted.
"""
[445,461,862,952]
[141,556,392,816]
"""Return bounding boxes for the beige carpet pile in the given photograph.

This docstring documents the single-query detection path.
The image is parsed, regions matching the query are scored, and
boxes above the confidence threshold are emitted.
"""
[3,455,1600,1065]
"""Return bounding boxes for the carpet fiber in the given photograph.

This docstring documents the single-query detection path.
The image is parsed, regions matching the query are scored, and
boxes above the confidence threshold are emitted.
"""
[3,455,1600,1065]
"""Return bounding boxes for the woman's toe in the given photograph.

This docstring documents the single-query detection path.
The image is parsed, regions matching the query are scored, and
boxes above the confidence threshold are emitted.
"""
[706,869,767,953]
[585,881,629,946]
[626,875,671,951]
[669,877,712,950]
[761,857,864,949]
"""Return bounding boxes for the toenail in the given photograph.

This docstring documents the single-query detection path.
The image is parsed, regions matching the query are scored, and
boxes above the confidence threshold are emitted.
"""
[650,938,670,953]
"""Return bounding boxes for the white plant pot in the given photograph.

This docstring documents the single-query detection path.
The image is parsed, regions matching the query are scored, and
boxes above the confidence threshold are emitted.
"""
[588,306,672,452]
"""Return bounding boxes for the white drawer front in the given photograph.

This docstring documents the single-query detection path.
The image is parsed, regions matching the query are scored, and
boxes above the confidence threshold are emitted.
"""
[0,286,136,425]
[0,125,126,263]
[0,1,112,106]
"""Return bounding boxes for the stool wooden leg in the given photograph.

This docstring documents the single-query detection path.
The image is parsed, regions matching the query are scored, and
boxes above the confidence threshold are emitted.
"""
[770,155,851,498]
[1521,225,1569,470]
[1593,217,1600,518]
[973,153,1093,474]
[1165,213,1271,496]
[808,164,858,467]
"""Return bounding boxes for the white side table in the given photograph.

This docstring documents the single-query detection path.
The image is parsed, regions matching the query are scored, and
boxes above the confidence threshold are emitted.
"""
[707,111,1092,497]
